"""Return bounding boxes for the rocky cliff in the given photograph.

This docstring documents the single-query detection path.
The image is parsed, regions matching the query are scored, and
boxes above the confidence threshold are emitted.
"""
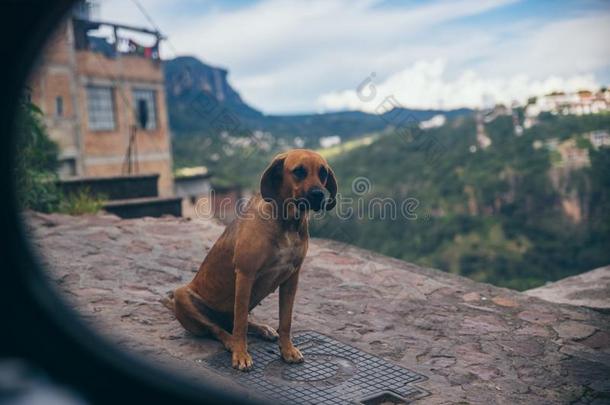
[163,56,263,135]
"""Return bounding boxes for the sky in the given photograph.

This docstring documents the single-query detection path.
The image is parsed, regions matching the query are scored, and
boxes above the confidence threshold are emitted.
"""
[97,0,610,114]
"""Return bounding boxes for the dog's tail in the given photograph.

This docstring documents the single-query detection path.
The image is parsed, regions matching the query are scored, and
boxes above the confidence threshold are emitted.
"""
[160,290,175,312]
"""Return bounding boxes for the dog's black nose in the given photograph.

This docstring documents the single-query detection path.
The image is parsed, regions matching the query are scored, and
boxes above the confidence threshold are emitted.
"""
[307,188,325,203]
[306,188,325,211]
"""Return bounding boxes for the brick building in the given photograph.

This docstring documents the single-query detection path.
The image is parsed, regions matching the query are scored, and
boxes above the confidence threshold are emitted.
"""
[28,6,174,195]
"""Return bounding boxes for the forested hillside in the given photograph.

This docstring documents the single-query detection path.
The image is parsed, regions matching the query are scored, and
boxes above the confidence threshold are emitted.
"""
[311,113,610,290]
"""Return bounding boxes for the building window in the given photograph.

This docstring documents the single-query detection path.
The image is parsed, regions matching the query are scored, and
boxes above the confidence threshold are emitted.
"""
[55,96,63,117]
[58,158,76,178]
[86,86,115,131]
[133,89,157,130]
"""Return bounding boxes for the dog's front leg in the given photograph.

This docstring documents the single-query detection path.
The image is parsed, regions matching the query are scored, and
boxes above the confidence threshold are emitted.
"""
[278,270,304,363]
[231,271,255,371]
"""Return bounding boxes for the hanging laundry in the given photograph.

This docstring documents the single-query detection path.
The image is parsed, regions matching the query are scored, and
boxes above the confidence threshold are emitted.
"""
[128,39,145,56]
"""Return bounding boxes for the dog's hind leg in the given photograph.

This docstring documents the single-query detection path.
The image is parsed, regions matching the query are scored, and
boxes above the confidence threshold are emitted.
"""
[248,317,279,341]
[173,286,233,350]
[161,290,175,311]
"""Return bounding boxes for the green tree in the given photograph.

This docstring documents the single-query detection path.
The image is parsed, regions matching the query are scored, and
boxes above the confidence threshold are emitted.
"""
[14,96,61,212]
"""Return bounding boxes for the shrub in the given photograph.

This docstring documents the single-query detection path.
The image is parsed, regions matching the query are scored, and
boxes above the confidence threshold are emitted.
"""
[13,97,61,212]
[14,95,104,215]
[58,188,106,215]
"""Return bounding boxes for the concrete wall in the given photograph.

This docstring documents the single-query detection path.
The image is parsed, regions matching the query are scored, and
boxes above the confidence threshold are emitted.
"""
[28,19,174,195]
[29,21,82,177]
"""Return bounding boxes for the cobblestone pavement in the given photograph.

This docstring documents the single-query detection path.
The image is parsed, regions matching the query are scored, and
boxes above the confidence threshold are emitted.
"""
[27,212,610,404]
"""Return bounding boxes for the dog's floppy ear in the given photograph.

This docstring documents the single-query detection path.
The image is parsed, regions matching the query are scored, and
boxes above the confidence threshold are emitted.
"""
[260,154,286,202]
[324,166,338,210]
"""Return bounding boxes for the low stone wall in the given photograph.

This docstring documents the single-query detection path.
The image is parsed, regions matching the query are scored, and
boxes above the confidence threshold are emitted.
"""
[58,173,159,200]
[525,266,610,310]
[27,212,610,404]
[103,196,183,219]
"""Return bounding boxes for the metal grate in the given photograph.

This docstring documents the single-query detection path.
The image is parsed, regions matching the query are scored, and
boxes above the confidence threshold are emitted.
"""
[201,331,429,404]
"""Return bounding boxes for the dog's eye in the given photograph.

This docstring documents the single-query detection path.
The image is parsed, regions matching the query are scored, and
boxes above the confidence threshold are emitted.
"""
[319,166,328,182]
[292,166,307,180]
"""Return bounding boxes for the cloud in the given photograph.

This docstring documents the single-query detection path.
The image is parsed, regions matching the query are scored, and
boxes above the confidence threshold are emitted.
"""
[317,59,600,111]
[97,0,610,113]
[155,0,525,112]
[478,15,610,78]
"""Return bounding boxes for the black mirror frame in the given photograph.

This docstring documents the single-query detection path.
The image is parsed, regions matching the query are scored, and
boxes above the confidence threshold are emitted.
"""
[0,1,256,403]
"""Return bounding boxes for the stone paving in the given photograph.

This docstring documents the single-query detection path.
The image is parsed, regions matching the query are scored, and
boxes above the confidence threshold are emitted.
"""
[27,212,610,404]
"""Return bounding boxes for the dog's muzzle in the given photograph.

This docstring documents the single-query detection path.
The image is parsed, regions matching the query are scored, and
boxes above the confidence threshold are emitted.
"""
[305,188,325,211]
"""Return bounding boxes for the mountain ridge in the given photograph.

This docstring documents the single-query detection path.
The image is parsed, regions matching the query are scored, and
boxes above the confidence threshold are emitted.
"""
[162,56,472,143]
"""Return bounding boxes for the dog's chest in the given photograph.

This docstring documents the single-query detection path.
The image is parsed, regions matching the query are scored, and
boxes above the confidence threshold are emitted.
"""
[260,232,305,282]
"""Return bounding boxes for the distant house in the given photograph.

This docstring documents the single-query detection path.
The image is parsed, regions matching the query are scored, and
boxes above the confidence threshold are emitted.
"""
[588,130,610,149]
[319,135,341,149]
[524,88,610,124]
[174,166,213,217]
[28,2,174,195]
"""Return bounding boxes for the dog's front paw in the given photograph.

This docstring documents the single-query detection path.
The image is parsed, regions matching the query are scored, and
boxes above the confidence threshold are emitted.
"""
[281,345,304,364]
[232,350,253,371]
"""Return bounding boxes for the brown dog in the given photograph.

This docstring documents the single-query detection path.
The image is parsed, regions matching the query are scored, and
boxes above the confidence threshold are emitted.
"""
[169,149,337,371]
